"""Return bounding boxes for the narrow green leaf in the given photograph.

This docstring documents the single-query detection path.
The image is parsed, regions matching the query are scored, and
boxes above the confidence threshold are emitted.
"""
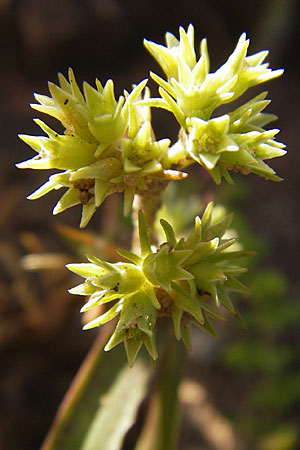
[40,328,128,450]
[80,361,150,450]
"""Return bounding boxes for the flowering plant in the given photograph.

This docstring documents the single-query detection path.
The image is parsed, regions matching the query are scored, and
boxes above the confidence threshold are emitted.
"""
[16,23,287,450]
[17,24,285,367]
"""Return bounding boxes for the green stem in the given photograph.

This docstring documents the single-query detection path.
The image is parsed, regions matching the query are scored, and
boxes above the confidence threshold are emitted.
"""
[132,177,169,251]
[135,332,186,450]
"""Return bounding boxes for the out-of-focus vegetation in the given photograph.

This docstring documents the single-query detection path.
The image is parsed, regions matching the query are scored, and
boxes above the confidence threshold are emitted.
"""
[157,178,300,450]
[222,212,300,449]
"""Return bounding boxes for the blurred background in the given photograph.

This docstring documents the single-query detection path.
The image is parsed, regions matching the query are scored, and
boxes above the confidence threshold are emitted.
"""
[0,0,299,449]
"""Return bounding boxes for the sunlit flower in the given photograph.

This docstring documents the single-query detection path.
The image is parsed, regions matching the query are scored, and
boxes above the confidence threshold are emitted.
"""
[142,25,286,183]
[68,204,251,364]
[17,71,175,226]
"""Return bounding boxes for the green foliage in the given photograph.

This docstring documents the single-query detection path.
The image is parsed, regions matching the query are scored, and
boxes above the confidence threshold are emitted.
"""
[80,362,149,450]
[39,332,150,450]
[223,263,300,440]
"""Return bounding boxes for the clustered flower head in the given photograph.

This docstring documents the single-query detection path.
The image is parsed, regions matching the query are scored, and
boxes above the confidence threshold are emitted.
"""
[16,70,179,227]
[68,204,252,366]
[17,25,286,226]
[143,24,286,184]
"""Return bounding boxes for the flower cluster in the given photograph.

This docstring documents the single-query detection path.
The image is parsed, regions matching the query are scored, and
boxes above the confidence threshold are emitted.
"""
[16,25,286,366]
[68,203,251,366]
[143,25,286,183]
[16,70,177,227]
[17,26,286,226]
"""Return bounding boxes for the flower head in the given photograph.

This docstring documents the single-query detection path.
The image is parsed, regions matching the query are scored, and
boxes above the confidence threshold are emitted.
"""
[143,25,286,183]
[68,204,251,365]
[16,70,175,226]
